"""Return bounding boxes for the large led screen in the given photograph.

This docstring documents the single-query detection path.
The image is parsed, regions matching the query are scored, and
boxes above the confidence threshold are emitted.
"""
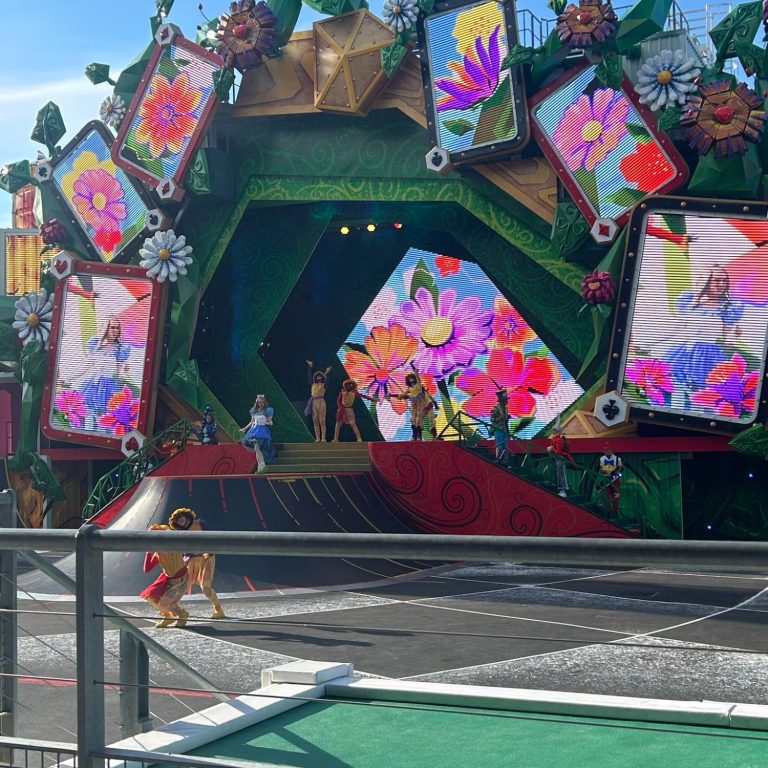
[529,63,687,231]
[41,262,165,449]
[418,0,528,164]
[609,198,768,432]
[50,122,152,263]
[112,32,224,196]
[338,248,583,440]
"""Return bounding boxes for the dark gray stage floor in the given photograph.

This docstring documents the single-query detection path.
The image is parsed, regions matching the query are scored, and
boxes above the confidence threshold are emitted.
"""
[11,562,768,744]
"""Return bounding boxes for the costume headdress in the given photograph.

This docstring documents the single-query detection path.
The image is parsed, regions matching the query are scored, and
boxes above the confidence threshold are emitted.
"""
[168,507,197,529]
[343,378,357,388]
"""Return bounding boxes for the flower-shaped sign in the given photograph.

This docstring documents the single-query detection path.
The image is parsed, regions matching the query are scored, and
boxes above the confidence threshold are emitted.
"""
[634,49,700,111]
[681,80,767,159]
[556,0,617,48]
[139,229,193,283]
[383,0,419,33]
[13,289,53,346]
[215,0,278,73]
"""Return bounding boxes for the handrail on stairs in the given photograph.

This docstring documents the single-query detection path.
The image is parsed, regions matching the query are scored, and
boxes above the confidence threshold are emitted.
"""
[437,410,631,515]
[81,419,194,522]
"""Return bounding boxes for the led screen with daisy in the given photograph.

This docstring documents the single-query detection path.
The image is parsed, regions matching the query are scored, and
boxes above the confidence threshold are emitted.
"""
[338,248,583,441]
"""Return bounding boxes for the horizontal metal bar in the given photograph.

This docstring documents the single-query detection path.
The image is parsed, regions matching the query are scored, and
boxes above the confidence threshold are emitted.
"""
[0,529,75,550]
[2,527,768,568]
[0,735,77,752]
[98,746,274,768]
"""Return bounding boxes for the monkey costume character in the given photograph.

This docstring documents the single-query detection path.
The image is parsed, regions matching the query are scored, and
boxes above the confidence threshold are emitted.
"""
[139,524,189,628]
[393,365,438,440]
[333,379,375,442]
[304,361,332,442]
[168,508,225,619]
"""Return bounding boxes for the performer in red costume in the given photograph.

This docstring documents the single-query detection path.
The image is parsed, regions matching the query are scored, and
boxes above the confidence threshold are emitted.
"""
[547,425,574,497]
[139,523,189,628]
[333,379,375,442]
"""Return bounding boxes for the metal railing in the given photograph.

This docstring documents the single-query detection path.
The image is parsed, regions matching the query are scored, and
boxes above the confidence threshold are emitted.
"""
[3,488,768,767]
[80,420,194,522]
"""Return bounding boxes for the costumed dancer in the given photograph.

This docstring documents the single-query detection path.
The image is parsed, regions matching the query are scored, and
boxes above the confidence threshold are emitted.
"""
[240,394,274,472]
[305,360,331,442]
[389,363,439,441]
[198,406,218,445]
[599,446,623,517]
[547,424,574,497]
[489,389,511,464]
[139,524,189,628]
[333,379,375,442]
[168,507,225,619]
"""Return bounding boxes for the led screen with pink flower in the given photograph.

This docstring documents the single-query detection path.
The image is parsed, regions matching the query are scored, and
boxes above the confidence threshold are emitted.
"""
[338,248,583,441]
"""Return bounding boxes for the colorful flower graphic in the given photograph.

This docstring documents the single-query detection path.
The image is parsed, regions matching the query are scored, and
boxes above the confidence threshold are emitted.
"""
[435,255,461,277]
[634,49,699,111]
[71,167,126,246]
[13,288,53,347]
[618,141,675,192]
[491,296,536,348]
[624,358,674,405]
[690,354,758,419]
[396,286,493,378]
[342,324,419,410]
[97,386,139,436]
[54,390,87,429]
[135,71,202,158]
[553,88,630,172]
[435,25,501,112]
[456,348,561,418]
[139,229,193,283]
[382,0,419,33]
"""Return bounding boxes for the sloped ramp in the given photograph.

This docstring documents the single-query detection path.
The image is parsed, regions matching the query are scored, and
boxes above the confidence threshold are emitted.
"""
[20,472,433,598]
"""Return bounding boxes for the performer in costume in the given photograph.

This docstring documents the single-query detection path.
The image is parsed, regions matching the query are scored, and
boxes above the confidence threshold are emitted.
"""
[305,360,332,442]
[388,363,439,441]
[547,425,574,497]
[664,266,744,409]
[599,446,623,517]
[168,507,225,619]
[333,379,375,442]
[139,524,189,628]
[197,406,218,445]
[489,390,511,464]
[240,394,274,472]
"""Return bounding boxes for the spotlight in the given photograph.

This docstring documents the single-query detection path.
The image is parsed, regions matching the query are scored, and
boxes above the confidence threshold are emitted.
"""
[393,222,403,230]
[340,226,350,235]
[366,223,376,232]
[748,472,755,478]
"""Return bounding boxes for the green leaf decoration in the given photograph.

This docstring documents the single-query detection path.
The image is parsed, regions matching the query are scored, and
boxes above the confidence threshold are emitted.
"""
[30,102,66,155]
[29,452,66,502]
[0,160,34,194]
[614,0,673,53]
[0,321,20,367]
[733,40,768,78]
[501,43,536,70]
[626,122,652,143]
[657,105,682,132]
[84,63,115,86]
[730,423,768,459]
[213,68,236,102]
[417,0,434,12]
[444,118,475,137]
[268,0,302,47]
[573,167,599,207]
[551,200,590,258]
[409,257,439,309]
[474,77,517,143]
[594,54,624,90]
[709,0,763,62]
[195,17,220,48]
[381,41,408,78]
[604,187,647,207]
[319,0,367,15]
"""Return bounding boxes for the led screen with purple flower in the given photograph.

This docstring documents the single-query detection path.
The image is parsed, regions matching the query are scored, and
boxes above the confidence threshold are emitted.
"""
[618,210,768,427]
[423,1,519,154]
[338,248,583,441]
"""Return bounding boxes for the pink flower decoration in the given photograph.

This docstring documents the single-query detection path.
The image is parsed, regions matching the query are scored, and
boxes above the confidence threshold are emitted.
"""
[690,354,759,419]
[492,296,536,348]
[54,389,87,428]
[625,358,674,405]
[553,88,630,172]
[97,386,139,436]
[456,348,561,418]
[581,269,616,305]
[395,286,493,378]
[72,168,127,240]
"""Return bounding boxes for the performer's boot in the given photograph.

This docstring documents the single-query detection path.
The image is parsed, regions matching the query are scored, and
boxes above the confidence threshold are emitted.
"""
[155,614,175,628]
[174,609,189,628]
[416,426,423,441]
[411,425,419,441]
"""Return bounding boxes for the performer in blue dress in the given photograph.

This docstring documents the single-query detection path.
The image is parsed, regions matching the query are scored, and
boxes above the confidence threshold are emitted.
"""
[77,315,132,429]
[241,394,276,468]
[665,266,743,409]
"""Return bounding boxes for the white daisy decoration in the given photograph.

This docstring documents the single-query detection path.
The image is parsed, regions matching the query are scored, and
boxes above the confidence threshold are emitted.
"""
[382,0,419,34]
[99,94,127,128]
[13,289,53,347]
[634,49,700,111]
[139,229,193,283]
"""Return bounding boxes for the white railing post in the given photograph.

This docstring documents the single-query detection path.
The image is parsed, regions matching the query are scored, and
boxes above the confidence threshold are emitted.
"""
[0,489,17,765]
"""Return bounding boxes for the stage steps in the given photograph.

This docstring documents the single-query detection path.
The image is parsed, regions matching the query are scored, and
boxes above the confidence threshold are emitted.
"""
[267,441,371,474]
